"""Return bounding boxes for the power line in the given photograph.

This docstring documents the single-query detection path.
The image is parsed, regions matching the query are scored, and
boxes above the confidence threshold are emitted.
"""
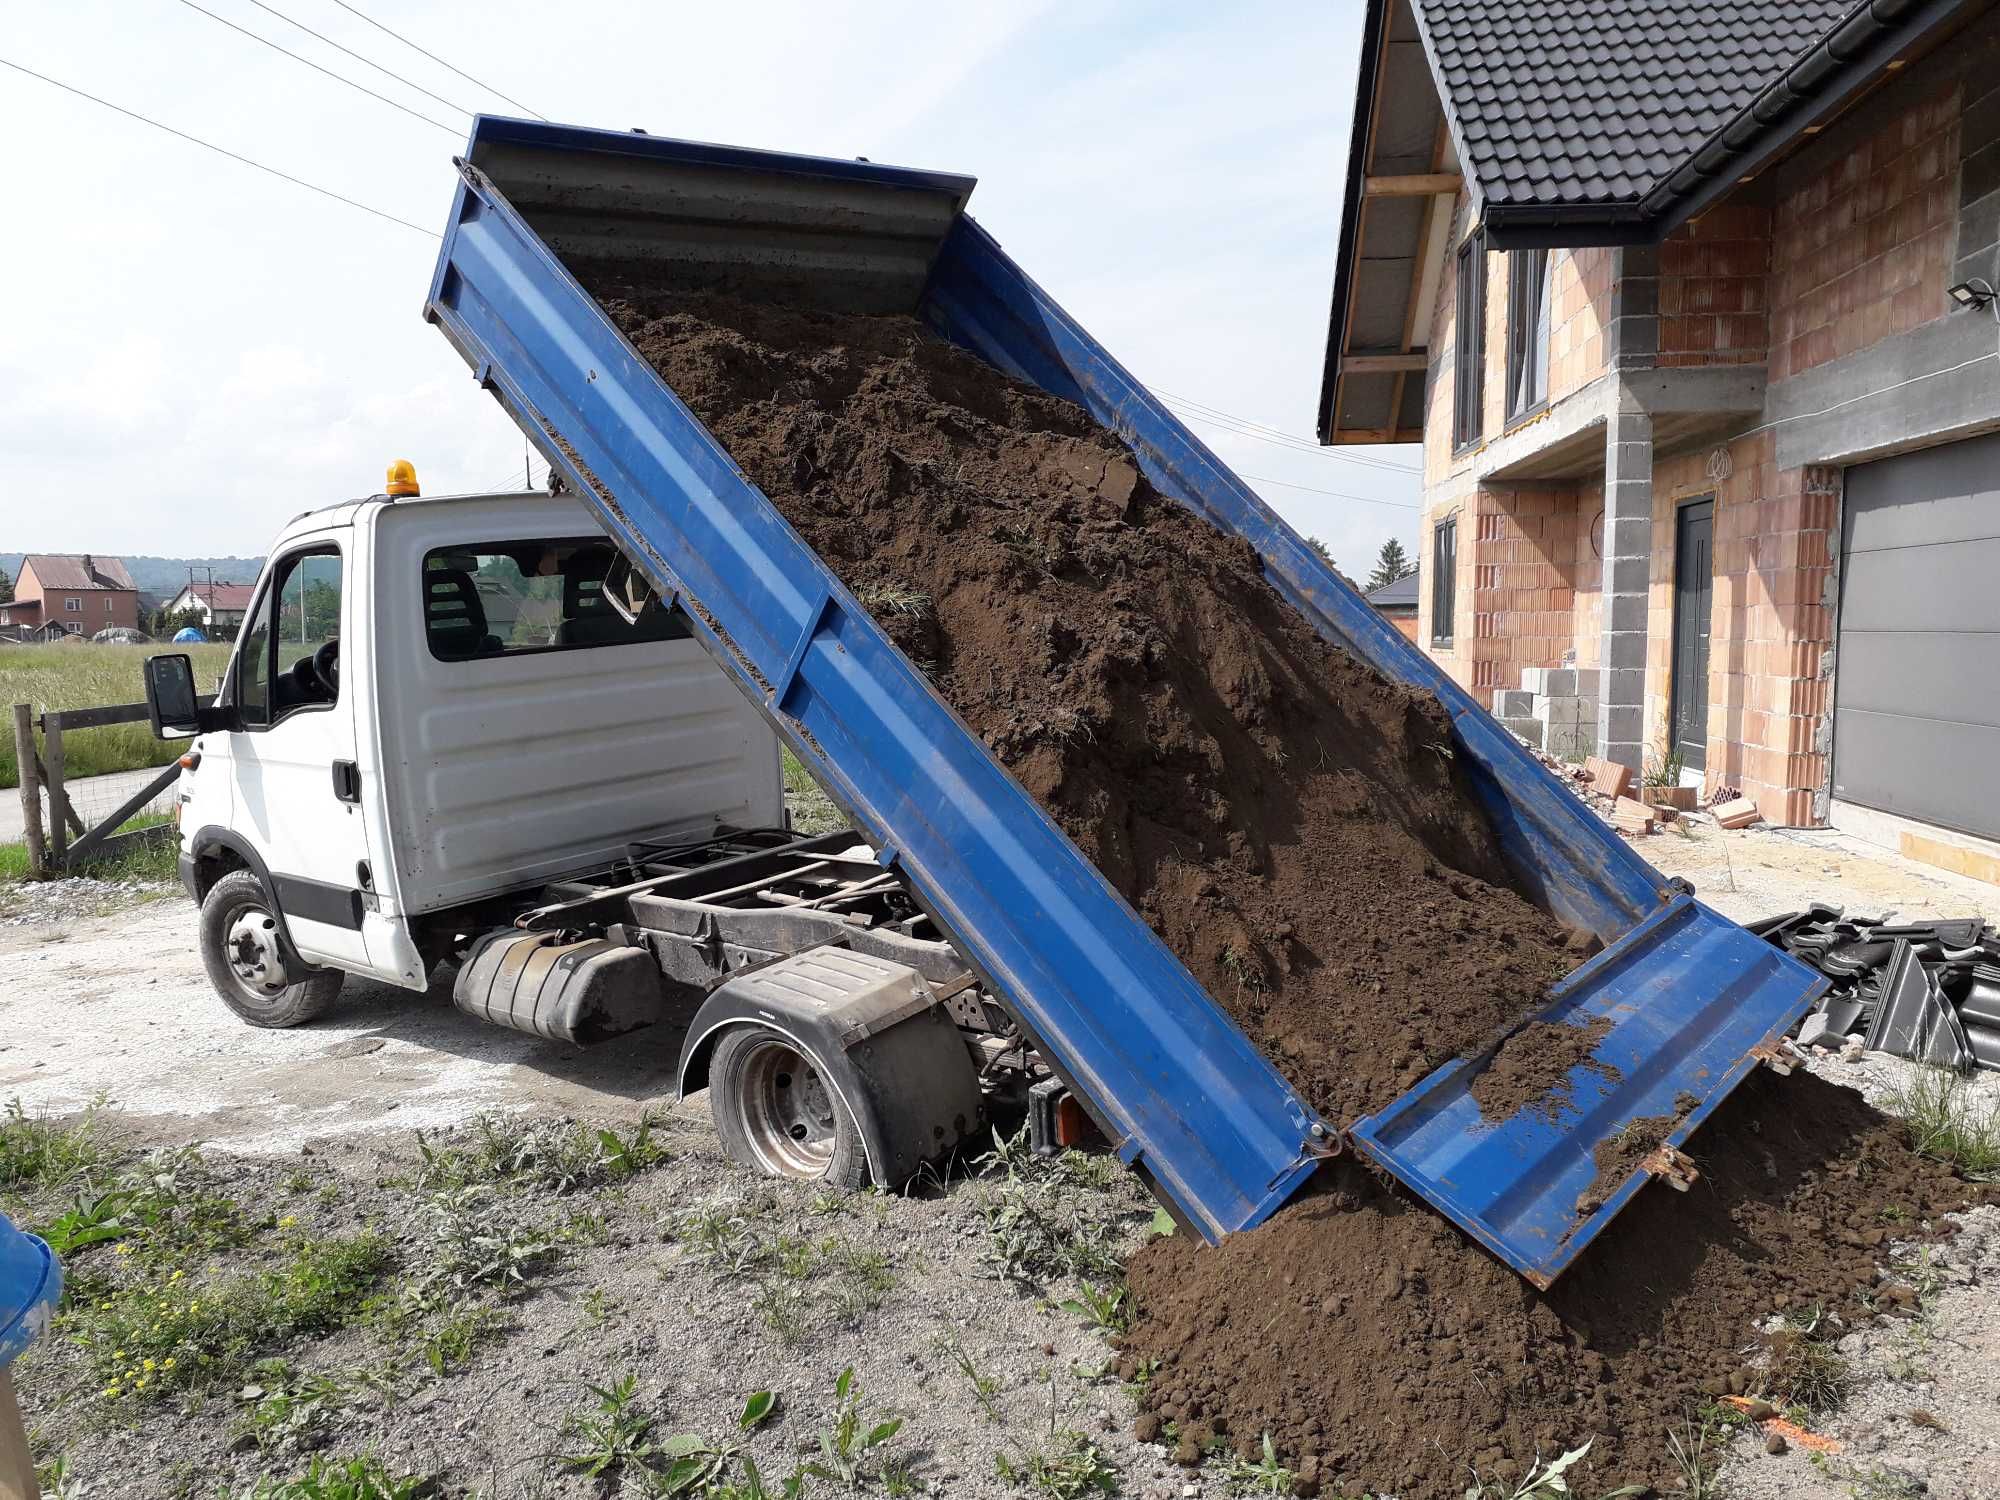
[174,0,459,137]
[246,0,475,118]
[1160,389,1420,473]
[1237,470,1418,511]
[0,55,439,237]
[330,0,547,121]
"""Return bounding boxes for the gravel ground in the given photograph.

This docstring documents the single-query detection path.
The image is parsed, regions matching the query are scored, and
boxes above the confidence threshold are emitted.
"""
[0,818,1995,1498]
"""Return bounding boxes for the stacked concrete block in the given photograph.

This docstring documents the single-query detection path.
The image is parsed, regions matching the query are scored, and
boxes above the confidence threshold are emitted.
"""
[1511,667,1599,759]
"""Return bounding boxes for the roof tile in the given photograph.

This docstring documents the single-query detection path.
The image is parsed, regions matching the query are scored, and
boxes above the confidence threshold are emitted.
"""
[1420,0,1852,209]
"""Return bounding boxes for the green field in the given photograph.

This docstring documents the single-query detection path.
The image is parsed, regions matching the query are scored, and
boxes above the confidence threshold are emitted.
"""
[0,643,233,791]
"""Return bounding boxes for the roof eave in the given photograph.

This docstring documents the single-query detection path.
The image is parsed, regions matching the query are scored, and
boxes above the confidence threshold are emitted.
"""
[1316,0,1395,444]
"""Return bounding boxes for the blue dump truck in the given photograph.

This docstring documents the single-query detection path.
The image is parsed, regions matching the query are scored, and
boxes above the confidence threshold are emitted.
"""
[412,119,1826,1287]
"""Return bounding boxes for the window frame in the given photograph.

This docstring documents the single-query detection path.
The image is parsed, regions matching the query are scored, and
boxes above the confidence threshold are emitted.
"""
[64,597,81,613]
[1431,517,1458,649]
[420,538,693,664]
[228,542,345,733]
[1505,248,1552,424]
[1452,230,1486,453]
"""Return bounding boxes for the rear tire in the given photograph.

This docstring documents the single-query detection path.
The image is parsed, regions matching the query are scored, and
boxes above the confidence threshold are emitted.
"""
[708,1024,869,1189]
[199,869,344,1029]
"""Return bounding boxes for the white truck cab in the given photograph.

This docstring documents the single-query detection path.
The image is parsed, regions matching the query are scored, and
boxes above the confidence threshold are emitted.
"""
[151,467,782,1021]
[143,464,1005,1188]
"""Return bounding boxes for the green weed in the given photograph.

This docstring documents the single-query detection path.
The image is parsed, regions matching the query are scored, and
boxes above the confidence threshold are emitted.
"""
[805,1366,906,1491]
[1227,1433,1293,1495]
[936,1332,1003,1422]
[650,1389,777,1495]
[234,1452,431,1499]
[995,1428,1118,1497]
[1885,1066,2000,1177]
[1462,1439,1645,1500]
[413,1111,666,1194]
[1058,1281,1130,1334]
[0,1098,115,1192]
[561,1373,657,1479]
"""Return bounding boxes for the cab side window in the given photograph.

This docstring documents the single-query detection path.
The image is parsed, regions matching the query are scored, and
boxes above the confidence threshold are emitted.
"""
[235,546,343,729]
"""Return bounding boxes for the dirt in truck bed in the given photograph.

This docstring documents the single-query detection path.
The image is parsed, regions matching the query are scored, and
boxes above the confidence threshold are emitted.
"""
[586,281,1983,1496]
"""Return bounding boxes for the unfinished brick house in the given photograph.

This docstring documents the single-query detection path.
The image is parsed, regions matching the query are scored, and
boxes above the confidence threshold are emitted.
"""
[1321,0,2000,876]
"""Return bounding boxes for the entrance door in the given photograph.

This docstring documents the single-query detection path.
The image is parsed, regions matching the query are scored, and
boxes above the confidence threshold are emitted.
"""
[220,538,376,970]
[1670,499,1714,772]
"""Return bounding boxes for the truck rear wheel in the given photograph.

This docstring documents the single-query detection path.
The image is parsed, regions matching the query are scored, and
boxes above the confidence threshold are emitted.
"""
[708,1024,868,1189]
[199,870,344,1029]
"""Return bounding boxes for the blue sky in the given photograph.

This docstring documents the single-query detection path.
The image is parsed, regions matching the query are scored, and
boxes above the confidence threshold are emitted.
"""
[0,0,1418,576]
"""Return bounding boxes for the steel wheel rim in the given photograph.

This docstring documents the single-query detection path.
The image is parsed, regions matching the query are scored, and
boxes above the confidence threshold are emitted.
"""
[223,901,291,1004]
[733,1035,839,1178]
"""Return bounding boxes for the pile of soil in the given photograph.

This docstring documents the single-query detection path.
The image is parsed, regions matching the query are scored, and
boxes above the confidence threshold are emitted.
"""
[587,282,1574,1124]
[580,281,1983,1495]
[1123,1073,1976,1495]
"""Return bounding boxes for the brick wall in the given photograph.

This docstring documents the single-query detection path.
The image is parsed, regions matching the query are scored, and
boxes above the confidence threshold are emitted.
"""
[1658,205,1771,367]
[1549,249,1615,400]
[1570,480,1604,669]
[1645,434,1837,824]
[1768,84,1960,381]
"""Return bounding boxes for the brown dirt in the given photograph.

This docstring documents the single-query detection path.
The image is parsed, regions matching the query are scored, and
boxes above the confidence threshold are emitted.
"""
[579,281,1985,1498]
[1466,1015,1618,1124]
[588,282,1575,1125]
[1574,1111,1678,1218]
[1121,1072,1981,1496]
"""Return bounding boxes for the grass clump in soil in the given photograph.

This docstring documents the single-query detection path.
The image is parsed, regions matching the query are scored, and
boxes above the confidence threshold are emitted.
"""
[73,1229,392,1402]
[0,1099,117,1195]
[411,1110,666,1195]
[1885,1065,2000,1177]
[234,1451,432,1499]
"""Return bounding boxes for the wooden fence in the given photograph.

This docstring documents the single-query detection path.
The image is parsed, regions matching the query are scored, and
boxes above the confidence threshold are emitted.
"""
[9,697,211,878]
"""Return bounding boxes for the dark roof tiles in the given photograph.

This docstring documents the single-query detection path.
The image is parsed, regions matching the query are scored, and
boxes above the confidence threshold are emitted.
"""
[1420,0,1853,209]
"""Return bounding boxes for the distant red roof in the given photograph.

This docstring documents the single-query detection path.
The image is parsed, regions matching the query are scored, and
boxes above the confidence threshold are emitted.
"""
[21,554,137,591]
[180,582,258,611]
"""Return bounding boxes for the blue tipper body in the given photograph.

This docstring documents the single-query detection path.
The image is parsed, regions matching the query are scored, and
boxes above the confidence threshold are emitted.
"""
[424,119,1826,1281]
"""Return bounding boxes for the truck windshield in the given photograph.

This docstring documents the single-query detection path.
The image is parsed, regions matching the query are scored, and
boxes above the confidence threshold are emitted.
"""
[422,539,690,661]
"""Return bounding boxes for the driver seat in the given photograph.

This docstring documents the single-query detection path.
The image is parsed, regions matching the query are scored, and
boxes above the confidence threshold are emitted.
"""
[425,569,503,659]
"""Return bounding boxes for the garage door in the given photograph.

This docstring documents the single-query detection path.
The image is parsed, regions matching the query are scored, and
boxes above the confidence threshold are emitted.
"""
[1833,433,2000,840]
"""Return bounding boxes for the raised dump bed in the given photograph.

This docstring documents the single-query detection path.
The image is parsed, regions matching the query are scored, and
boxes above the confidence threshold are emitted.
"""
[425,119,1825,1282]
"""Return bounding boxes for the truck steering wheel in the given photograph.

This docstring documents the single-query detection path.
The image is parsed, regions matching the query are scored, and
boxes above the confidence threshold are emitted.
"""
[311,639,340,697]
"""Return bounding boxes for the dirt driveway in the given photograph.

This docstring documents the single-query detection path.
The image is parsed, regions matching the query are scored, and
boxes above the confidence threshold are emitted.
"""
[0,899,688,1155]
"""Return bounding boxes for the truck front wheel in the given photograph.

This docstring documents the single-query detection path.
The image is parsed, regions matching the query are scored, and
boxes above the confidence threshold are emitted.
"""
[708,1025,868,1189]
[199,870,344,1029]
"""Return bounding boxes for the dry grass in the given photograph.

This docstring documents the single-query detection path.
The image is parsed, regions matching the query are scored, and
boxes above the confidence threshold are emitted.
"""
[0,643,232,789]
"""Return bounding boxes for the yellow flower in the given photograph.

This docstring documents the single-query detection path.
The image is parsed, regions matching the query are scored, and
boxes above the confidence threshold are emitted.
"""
[114,1243,134,1256]
[278,1215,298,1228]
[189,1302,200,1314]
[163,1357,176,1369]
[102,1386,120,1398]
[113,1349,126,1358]
[170,1270,184,1281]
[142,1359,156,1371]
[135,1379,148,1390]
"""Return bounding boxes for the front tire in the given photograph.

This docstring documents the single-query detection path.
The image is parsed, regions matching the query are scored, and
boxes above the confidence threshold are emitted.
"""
[708,1024,869,1189]
[199,869,344,1029]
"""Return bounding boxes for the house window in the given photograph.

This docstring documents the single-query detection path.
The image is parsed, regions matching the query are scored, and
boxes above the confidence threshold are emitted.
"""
[1431,518,1458,647]
[105,596,115,612]
[1506,249,1552,420]
[65,597,81,612]
[1453,231,1486,451]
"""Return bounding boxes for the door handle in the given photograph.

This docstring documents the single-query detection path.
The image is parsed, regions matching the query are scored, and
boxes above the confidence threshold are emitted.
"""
[331,760,361,803]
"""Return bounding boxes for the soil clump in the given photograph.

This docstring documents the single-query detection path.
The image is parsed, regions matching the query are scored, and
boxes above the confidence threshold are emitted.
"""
[1467,1015,1618,1123]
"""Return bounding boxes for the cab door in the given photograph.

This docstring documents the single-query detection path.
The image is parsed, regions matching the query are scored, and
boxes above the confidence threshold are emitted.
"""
[225,537,377,971]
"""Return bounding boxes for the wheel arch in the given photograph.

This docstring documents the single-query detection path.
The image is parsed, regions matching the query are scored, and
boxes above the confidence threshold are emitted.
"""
[677,956,985,1188]
[187,827,318,972]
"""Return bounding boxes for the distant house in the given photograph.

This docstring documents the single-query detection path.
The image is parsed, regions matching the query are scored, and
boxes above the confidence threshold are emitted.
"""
[2,555,140,636]
[163,581,258,634]
[1364,570,1420,642]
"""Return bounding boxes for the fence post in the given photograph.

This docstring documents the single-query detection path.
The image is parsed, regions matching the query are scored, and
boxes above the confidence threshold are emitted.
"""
[10,706,47,880]
[42,715,67,871]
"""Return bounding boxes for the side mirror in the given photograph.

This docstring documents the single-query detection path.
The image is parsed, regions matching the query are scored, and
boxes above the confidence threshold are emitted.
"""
[143,654,204,739]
